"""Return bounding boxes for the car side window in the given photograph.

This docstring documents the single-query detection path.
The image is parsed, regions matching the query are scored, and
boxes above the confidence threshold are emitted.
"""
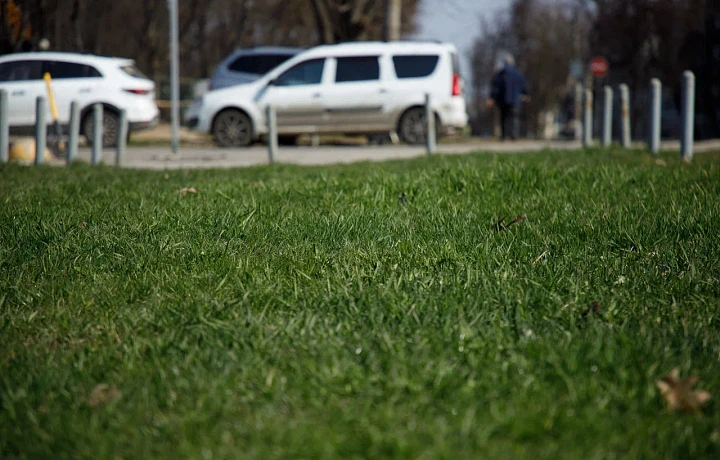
[229,56,262,74]
[0,60,43,82]
[257,54,295,74]
[44,60,102,79]
[392,55,440,79]
[229,54,297,76]
[274,58,325,87]
[335,56,380,83]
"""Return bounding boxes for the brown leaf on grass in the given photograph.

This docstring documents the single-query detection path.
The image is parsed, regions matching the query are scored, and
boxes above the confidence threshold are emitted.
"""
[87,383,121,408]
[577,301,602,329]
[176,187,198,196]
[656,367,711,412]
[493,214,527,232]
[492,216,507,231]
[582,301,602,319]
[80,221,88,229]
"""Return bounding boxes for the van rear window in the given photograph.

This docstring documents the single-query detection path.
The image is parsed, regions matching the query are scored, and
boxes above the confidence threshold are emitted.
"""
[392,55,439,79]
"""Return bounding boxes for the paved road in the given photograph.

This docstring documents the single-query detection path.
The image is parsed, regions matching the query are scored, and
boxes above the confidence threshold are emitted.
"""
[43,139,720,170]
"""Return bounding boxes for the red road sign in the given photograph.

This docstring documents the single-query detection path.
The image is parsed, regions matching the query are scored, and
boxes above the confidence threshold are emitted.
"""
[591,57,609,78]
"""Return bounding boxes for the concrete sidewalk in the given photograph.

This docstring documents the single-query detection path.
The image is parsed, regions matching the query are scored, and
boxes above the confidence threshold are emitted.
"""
[37,138,720,170]
[66,141,578,170]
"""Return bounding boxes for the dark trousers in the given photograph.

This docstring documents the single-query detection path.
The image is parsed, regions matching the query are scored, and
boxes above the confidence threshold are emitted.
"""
[499,104,521,140]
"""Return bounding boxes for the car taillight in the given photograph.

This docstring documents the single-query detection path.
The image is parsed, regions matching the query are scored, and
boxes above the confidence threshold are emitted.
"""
[124,89,151,95]
[452,73,461,96]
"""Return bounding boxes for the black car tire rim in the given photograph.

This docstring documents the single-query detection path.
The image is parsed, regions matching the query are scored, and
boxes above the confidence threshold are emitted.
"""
[214,110,252,147]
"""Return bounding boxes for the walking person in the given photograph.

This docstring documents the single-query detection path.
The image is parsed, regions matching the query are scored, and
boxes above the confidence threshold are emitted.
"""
[487,54,530,140]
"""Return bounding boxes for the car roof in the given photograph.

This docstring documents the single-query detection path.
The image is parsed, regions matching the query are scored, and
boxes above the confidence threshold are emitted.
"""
[0,52,133,66]
[302,41,458,58]
[229,46,304,56]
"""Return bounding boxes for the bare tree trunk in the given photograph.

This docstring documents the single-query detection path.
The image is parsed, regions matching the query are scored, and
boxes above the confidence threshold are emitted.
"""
[309,0,335,43]
[70,0,84,50]
[385,0,401,40]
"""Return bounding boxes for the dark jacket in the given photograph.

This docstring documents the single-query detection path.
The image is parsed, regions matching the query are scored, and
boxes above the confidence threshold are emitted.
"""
[491,65,528,107]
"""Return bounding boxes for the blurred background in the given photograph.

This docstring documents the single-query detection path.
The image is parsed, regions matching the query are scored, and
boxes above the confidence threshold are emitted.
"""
[0,0,718,141]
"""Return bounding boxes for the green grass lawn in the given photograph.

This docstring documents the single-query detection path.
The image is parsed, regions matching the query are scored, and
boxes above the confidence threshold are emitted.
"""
[1,149,720,459]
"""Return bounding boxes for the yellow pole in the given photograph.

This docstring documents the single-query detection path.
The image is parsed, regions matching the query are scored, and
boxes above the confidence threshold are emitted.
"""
[43,72,65,155]
[43,73,59,121]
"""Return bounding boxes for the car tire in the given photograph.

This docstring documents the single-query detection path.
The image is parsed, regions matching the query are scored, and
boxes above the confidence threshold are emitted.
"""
[212,109,253,147]
[398,108,440,145]
[278,135,298,146]
[82,109,120,148]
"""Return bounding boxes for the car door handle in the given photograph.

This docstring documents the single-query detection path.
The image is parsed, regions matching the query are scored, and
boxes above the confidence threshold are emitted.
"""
[11,90,24,96]
[312,93,322,99]
[379,89,388,94]
[79,88,92,93]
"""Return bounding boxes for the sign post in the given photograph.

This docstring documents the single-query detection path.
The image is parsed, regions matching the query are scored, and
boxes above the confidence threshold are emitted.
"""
[168,0,180,154]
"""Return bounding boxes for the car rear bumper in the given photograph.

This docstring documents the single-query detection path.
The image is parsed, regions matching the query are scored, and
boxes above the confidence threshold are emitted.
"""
[438,98,469,130]
[129,116,159,132]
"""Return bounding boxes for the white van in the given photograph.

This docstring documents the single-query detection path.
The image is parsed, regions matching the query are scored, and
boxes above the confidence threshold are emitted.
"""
[185,41,468,146]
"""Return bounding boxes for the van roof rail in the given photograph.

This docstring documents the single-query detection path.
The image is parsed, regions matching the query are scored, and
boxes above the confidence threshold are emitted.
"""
[330,39,447,45]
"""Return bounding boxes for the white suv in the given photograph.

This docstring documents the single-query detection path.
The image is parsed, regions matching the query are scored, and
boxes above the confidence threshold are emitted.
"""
[186,41,468,146]
[0,52,159,146]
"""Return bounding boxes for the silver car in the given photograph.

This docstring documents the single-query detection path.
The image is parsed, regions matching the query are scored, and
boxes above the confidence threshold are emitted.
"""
[209,47,302,90]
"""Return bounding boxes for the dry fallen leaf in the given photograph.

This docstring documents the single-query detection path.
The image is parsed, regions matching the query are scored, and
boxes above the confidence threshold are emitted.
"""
[87,383,121,408]
[493,216,507,231]
[176,187,198,196]
[582,301,602,319]
[80,221,88,229]
[493,214,527,232]
[577,301,602,329]
[656,367,711,412]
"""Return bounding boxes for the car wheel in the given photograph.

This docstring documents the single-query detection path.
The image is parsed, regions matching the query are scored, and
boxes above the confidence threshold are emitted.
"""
[278,135,298,146]
[213,109,253,147]
[398,108,440,145]
[82,110,120,148]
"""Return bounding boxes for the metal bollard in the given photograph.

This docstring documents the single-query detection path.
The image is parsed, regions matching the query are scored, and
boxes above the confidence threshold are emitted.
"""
[116,109,128,167]
[67,101,80,165]
[425,93,436,155]
[602,86,613,147]
[35,97,47,165]
[574,83,583,141]
[266,105,277,164]
[0,89,8,163]
[583,89,593,148]
[681,71,695,162]
[91,104,103,165]
[649,78,662,155]
[619,84,631,148]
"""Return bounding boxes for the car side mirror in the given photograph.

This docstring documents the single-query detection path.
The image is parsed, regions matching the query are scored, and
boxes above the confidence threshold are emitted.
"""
[267,78,277,87]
